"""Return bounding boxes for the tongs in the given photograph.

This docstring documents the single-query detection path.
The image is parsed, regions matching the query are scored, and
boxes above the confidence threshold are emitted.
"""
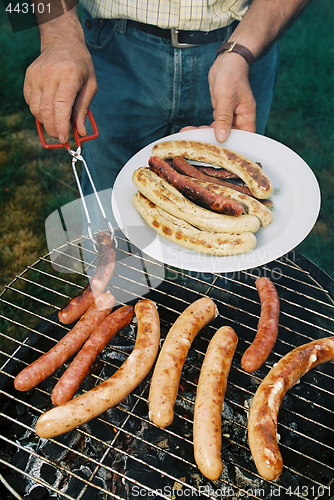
[36,110,116,252]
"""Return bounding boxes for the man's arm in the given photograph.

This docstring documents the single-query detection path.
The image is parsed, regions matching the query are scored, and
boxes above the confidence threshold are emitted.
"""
[209,0,310,142]
[24,5,97,143]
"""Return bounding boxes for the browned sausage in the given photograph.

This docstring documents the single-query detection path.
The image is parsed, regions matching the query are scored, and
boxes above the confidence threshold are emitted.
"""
[148,156,243,217]
[248,336,334,480]
[35,299,160,438]
[197,165,239,179]
[14,291,115,391]
[51,305,135,405]
[193,326,238,480]
[58,231,116,325]
[172,156,253,196]
[241,277,280,373]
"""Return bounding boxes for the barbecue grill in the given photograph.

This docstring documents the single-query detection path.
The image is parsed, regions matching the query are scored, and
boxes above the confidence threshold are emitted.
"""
[0,230,334,500]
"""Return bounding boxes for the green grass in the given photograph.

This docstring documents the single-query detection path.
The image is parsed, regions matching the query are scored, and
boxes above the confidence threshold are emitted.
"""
[265,0,334,277]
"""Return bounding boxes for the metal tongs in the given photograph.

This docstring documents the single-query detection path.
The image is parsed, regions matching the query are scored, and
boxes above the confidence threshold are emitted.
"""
[36,110,116,252]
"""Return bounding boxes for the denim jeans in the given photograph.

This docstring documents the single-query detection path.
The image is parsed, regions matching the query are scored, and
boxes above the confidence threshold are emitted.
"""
[81,9,279,198]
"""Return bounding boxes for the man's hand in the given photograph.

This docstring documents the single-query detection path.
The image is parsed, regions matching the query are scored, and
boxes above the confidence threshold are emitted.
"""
[208,52,256,142]
[24,10,97,144]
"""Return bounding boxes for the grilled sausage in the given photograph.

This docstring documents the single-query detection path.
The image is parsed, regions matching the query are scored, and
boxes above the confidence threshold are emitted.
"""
[197,165,239,179]
[189,179,273,228]
[14,291,115,392]
[148,156,244,217]
[132,167,260,234]
[35,299,160,438]
[51,305,135,405]
[148,297,218,428]
[248,336,334,481]
[152,140,273,199]
[193,326,238,480]
[241,277,280,372]
[133,192,257,256]
[172,156,253,196]
[58,231,116,324]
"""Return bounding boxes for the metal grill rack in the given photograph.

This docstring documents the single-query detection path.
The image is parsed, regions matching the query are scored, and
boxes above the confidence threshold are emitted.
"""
[0,230,334,500]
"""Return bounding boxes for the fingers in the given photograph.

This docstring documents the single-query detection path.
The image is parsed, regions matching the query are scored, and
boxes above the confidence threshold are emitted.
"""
[72,78,98,137]
[179,125,213,133]
[23,44,97,143]
[209,54,256,143]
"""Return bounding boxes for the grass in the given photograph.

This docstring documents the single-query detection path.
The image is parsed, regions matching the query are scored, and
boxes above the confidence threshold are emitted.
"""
[265,0,334,277]
[0,0,333,358]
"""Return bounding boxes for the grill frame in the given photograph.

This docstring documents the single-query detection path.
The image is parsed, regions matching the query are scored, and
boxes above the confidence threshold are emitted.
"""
[0,232,334,500]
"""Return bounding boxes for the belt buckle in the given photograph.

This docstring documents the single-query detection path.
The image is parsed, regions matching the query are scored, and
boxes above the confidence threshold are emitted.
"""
[171,28,199,48]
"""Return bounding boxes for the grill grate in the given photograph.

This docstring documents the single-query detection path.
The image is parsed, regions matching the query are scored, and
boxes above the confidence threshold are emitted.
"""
[0,230,334,500]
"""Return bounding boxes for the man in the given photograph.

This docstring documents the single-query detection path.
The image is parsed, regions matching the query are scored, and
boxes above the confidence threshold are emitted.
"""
[24,0,309,194]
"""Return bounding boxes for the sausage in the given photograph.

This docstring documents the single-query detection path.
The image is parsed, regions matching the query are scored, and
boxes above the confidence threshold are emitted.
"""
[248,336,334,481]
[148,156,244,217]
[172,156,253,196]
[148,297,218,428]
[197,165,239,180]
[189,179,273,228]
[133,192,257,256]
[35,299,160,438]
[58,231,116,324]
[152,140,273,199]
[193,326,238,480]
[51,305,135,405]
[241,277,280,372]
[132,167,260,234]
[14,291,115,392]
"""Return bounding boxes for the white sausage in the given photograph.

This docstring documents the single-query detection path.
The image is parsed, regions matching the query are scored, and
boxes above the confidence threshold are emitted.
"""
[148,297,218,428]
[193,326,238,480]
[35,299,160,438]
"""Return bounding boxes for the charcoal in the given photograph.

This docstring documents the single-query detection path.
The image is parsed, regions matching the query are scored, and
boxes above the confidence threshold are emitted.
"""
[40,430,81,462]
[27,485,50,500]
[83,418,116,443]
[40,463,58,489]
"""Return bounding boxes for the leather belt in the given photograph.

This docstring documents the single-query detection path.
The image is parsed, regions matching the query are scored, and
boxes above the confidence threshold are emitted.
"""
[126,20,238,48]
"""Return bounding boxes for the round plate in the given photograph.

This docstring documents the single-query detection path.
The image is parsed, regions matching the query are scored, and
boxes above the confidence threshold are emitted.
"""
[111,128,321,274]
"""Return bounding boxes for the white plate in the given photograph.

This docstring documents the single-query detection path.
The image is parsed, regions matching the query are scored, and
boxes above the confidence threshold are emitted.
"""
[111,129,320,274]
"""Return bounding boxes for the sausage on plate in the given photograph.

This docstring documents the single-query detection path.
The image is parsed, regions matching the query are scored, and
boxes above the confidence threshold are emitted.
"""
[152,140,273,199]
[148,156,244,217]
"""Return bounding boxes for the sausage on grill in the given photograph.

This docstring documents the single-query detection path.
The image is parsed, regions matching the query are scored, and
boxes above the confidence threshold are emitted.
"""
[51,304,135,405]
[241,277,280,372]
[35,299,160,438]
[193,326,238,480]
[14,291,115,391]
[148,297,218,428]
[58,231,116,324]
[248,336,334,480]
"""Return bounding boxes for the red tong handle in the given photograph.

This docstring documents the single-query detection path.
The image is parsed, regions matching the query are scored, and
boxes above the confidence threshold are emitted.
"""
[36,109,99,150]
